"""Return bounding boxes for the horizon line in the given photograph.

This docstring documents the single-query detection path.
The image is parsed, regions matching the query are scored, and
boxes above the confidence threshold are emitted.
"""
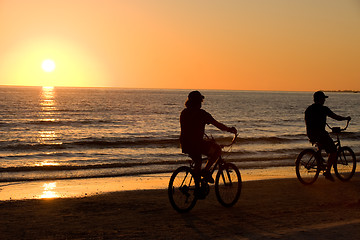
[0,84,359,93]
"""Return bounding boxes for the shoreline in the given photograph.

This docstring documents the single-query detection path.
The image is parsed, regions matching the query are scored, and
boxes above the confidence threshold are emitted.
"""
[0,166,296,201]
[0,174,359,239]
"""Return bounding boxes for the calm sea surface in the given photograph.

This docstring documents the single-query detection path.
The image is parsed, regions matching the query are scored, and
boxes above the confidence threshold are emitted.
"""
[0,86,359,182]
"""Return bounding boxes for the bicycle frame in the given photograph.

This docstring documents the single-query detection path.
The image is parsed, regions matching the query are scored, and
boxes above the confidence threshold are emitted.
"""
[190,133,238,175]
[316,120,349,160]
[327,120,350,158]
[168,132,241,212]
[296,120,355,184]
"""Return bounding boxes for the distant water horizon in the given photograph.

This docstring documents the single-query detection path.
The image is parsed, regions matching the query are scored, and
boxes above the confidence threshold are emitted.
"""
[0,86,359,182]
[2,84,360,93]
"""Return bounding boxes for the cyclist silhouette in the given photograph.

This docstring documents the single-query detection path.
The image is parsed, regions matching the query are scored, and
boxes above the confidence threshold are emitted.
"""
[180,91,237,183]
[305,91,351,181]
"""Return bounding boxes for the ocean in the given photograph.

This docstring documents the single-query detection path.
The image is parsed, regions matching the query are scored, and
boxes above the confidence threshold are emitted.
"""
[1,86,359,183]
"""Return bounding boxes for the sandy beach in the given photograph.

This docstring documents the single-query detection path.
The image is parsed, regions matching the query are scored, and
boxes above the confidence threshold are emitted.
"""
[1,173,360,240]
[0,167,296,201]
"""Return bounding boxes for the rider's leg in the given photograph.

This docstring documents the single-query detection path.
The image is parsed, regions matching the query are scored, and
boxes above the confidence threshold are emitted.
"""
[320,134,337,181]
[326,152,337,173]
[323,152,336,182]
[197,140,221,183]
[190,153,202,181]
[203,144,221,172]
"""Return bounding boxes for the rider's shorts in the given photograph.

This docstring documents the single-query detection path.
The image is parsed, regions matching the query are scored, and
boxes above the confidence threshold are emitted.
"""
[184,139,221,163]
[309,131,336,154]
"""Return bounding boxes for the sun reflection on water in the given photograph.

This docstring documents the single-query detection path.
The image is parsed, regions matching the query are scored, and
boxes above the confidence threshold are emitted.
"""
[37,130,62,144]
[35,160,60,167]
[39,86,57,122]
[41,182,59,199]
[37,87,62,145]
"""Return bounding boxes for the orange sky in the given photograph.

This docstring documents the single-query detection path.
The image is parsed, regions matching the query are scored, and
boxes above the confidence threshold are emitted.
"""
[1,0,359,91]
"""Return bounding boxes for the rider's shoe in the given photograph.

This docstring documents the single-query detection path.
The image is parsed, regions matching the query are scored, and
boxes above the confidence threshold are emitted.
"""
[323,172,335,182]
[201,169,214,183]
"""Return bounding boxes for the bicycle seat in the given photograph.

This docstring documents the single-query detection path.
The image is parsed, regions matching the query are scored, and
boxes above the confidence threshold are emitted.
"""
[190,156,208,162]
[186,154,208,162]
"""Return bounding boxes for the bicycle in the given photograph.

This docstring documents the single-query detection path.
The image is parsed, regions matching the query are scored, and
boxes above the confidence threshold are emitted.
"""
[295,120,356,185]
[168,133,241,213]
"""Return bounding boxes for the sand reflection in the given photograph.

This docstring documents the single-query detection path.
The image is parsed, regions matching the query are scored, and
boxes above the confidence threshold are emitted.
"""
[40,182,59,199]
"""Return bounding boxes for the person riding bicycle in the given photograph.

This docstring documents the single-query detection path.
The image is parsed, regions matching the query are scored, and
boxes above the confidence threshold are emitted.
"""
[180,90,237,183]
[305,91,351,181]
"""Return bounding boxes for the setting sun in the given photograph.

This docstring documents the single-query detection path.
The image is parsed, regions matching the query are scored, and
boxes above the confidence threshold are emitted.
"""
[0,1,359,91]
[42,59,56,72]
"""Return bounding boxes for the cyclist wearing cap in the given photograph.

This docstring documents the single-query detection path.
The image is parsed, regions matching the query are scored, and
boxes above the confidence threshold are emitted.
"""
[180,91,237,183]
[305,91,351,181]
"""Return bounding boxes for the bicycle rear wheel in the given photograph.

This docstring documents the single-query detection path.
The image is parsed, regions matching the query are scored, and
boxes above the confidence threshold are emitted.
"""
[215,163,241,207]
[334,146,356,181]
[295,149,320,185]
[168,166,198,213]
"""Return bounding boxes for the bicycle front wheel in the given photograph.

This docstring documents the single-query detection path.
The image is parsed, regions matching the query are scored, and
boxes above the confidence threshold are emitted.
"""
[168,166,198,213]
[295,149,320,185]
[334,146,356,181]
[215,163,241,207]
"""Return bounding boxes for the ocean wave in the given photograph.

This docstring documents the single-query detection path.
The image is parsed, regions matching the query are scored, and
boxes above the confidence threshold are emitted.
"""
[1,152,358,182]
[238,132,360,143]
[0,134,323,152]
[1,133,358,156]
[0,158,296,183]
[0,169,174,183]
[0,149,305,174]
[25,119,120,126]
[236,136,300,144]
[0,160,188,173]
[0,137,179,151]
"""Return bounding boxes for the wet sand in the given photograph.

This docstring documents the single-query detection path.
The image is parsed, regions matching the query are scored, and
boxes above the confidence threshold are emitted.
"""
[1,174,360,239]
[0,166,296,201]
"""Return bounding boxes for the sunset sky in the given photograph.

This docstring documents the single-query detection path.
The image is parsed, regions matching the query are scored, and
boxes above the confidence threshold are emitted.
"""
[1,0,359,91]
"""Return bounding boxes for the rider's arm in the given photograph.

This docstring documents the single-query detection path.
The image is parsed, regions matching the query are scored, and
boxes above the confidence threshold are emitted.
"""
[328,111,351,121]
[210,119,237,134]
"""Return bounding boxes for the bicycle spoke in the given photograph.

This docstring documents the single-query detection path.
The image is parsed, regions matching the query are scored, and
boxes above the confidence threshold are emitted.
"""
[220,169,233,187]
[334,147,356,181]
[215,163,241,207]
[168,166,198,213]
[296,149,320,185]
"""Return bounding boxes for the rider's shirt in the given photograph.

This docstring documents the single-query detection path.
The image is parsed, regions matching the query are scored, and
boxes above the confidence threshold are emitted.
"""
[305,103,334,141]
[180,107,214,154]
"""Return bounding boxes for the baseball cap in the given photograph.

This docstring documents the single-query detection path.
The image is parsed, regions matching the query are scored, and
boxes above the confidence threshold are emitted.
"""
[188,91,204,101]
[313,91,328,101]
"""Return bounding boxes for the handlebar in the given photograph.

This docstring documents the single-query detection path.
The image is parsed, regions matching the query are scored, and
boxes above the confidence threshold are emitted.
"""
[220,133,238,148]
[326,119,350,133]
